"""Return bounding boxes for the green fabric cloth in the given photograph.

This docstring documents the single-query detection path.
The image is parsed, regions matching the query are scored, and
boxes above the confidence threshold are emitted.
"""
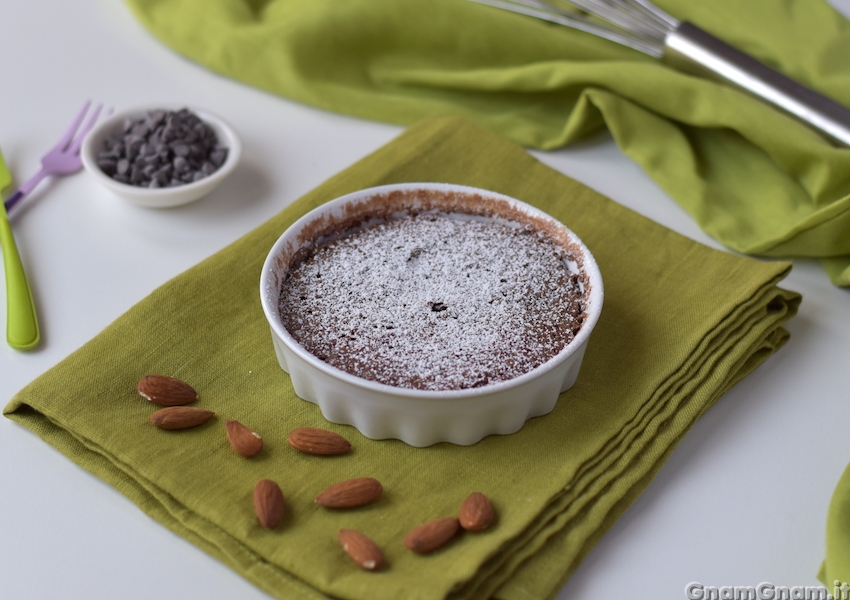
[821,464,850,587]
[5,118,800,600]
[123,0,850,285]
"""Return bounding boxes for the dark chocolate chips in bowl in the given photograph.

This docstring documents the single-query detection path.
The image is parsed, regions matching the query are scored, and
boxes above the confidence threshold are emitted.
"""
[96,108,228,189]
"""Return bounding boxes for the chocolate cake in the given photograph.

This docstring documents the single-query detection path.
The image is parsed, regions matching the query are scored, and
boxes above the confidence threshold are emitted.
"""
[278,206,589,392]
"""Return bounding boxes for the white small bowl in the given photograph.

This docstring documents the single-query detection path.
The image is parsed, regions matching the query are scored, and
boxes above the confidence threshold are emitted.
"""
[260,183,604,447]
[81,105,241,208]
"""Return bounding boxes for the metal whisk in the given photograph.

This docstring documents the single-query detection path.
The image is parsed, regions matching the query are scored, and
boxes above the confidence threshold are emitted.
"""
[471,0,850,147]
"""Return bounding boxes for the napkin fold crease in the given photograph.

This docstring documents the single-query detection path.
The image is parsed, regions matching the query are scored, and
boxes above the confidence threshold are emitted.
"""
[5,118,799,600]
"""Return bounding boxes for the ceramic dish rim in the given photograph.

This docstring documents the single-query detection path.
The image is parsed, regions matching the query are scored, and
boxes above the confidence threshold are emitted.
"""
[260,182,603,400]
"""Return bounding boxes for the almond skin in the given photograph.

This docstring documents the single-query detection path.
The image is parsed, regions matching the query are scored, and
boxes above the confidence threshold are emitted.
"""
[458,492,495,531]
[288,427,352,455]
[315,477,383,508]
[137,374,198,406]
[338,529,385,571]
[403,517,460,553]
[253,479,285,529]
[226,420,263,457]
[150,406,214,430]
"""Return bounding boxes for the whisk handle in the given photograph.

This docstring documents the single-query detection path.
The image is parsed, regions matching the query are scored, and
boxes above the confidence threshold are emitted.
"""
[663,22,850,147]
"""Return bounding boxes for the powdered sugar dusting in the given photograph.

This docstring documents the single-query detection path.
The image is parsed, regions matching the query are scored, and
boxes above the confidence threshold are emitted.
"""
[279,212,587,391]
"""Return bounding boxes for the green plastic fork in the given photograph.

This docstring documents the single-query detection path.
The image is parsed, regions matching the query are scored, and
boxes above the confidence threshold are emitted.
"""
[0,147,39,350]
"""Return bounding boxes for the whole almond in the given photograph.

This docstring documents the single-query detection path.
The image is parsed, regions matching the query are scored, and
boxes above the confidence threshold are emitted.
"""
[226,420,263,457]
[137,375,198,406]
[403,517,460,553]
[150,406,214,430]
[288,427,352,455]
[458,492,495,531]
[253,479,285,529]
[315,477,383,508]
[338,529,385,571]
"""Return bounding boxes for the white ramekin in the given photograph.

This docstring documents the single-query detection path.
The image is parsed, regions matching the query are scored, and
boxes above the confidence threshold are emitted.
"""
[260,183,603,447]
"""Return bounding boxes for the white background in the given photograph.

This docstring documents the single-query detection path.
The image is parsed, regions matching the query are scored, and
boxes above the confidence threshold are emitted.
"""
[1,1,849,598]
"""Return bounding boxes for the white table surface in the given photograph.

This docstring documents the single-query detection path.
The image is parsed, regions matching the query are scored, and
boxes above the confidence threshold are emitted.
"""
[2,1,849,598]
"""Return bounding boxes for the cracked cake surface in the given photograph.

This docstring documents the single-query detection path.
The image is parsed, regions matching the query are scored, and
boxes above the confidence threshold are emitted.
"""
[278,210,588,391]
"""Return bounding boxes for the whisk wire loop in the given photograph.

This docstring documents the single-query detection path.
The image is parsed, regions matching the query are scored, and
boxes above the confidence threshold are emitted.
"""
[567,0,664,39]
[469,0,850,147]
[471,0,678,57]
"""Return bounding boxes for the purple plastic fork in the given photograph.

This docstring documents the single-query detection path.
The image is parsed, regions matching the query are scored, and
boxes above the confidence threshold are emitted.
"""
[4,101,103,213]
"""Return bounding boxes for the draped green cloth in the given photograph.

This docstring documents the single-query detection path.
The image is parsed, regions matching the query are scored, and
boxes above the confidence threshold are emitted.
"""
[821,463,850,587]
[4,118,800,599]
[123,0,850,285]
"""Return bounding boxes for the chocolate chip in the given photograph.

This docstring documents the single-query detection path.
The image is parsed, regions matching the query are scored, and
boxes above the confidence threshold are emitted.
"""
[209,148,227,167]
[97,157,117,175]
[98,108,227,188]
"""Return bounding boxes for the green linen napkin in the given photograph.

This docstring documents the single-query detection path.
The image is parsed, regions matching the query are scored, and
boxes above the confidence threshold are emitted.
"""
[4,118,800,600]
[821,466,850,588]
[123,0,850,285]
